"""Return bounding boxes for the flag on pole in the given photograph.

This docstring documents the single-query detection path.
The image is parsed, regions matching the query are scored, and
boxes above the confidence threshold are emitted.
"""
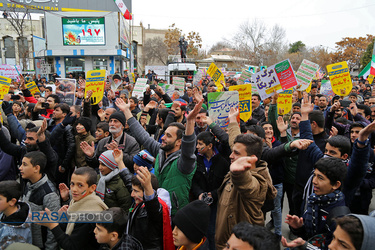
[114,0,132,20]
[359,40,375,79]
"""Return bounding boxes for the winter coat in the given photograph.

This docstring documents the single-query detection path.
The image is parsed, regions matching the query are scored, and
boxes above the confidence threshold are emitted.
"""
[86,132,140,171]
[126,194,163,250]
[191,149,230,203]
[22,175,60,250]
[215,160,276,250]
[74,132,96,168]
[0,201,32,250]
[97,174,132,213]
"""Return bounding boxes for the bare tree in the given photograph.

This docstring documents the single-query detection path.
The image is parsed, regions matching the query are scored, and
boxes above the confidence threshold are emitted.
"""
[142,37,168,65]
[231,20,287,67]
[4,8,31,70]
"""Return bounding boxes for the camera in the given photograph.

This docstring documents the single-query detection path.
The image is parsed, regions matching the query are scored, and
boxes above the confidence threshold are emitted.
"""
[42,103,49,109]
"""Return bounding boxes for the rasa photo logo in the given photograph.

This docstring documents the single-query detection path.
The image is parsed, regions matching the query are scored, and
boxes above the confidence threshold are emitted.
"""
[29,211,113,224]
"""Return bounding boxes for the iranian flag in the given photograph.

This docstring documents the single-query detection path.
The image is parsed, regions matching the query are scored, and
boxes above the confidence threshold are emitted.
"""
[358,41,375,79]
[114,0,132,20]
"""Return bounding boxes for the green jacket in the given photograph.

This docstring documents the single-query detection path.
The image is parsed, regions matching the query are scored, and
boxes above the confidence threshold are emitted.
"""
[97,174,132,214]
[155,151,196,216]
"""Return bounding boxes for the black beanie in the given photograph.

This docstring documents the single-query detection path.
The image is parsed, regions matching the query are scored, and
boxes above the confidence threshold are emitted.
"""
[173,200,210,243]
[109,112,126,127]
[76,117,92,132]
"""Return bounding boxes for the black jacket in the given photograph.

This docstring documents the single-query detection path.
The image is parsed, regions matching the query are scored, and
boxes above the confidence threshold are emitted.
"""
[51,222,99,250]
[191,150,230,203]
[126,195,163,250]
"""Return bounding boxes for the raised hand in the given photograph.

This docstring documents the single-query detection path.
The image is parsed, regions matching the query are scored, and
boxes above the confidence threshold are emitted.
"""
[115,97,130,113]
[276,116,288,134]
[301,95,314,115]
[136,166,153,196]
[285,214,304,229]
[228,107,239,123]
[329,126,338,138]
[80,141,95,157]
[37,118,47,142]
[186,98,204,121]
[230,156,258,172]
[201,116,213,126]
[193,87,203,103]
[105,140,119,151]
[112,148,123,165]
[59,183,70,202]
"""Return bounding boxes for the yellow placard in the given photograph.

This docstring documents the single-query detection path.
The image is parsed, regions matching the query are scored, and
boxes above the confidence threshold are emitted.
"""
[368,74,374,84]
[207,63,224,91]
[305,81,312,93]
[0,76,11,100]
[25,81,39,96]
[229,84,252,121]
[326,61,352,96]
[85,70,106,105]
[277,89,293,115]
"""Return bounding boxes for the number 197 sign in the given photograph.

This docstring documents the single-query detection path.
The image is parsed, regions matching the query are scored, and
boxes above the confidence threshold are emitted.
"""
[62,17,105,46]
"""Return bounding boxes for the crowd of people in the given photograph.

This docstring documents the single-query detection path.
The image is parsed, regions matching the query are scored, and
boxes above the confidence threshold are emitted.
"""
[0,72,375,250]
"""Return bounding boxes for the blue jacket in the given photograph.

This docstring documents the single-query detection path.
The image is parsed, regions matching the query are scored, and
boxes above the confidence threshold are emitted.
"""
[299,120,370,206]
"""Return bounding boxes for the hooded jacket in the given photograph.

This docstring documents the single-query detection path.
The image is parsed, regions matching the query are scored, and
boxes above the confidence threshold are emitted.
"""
[350,214,375,250]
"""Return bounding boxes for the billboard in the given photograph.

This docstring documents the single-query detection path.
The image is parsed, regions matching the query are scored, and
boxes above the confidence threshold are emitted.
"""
[0,0,131,13]
[62,17,105,46]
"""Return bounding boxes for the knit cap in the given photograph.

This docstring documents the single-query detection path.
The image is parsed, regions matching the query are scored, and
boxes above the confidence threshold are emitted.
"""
[133,150,155,169]
[76,117,92,132]
[109,112,126,127]
[99,150,118,170]
[173,200,210,243]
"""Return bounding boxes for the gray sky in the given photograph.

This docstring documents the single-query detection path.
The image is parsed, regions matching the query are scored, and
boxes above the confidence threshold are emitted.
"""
[133,0,375,52]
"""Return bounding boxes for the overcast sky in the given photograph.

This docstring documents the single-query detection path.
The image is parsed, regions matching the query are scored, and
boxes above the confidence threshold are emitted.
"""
[132,0,375,52]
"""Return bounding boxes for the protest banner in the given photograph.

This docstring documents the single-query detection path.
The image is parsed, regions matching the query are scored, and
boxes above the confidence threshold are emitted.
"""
[159,83,175,97]
[275,59,298,90]
[305,81,312,93]
[193,70,203,86]
[207,63,225,91]
[208,91,239,128]
[253,66,282,100]
[0,76,11,99]
[85,70,106,105]
[368,74,374,84]
[238,69,252,85]
[229,84,252,121]
[0,65,22,80]
[277,89,293,115]
[55,78,76,106]
[172,77,185,96]
[295,59,319,91]
[320,80,335,98]
[129,73,135,84]
[132,78,148,98]
[25,81,39,96]
[326,61,352,96]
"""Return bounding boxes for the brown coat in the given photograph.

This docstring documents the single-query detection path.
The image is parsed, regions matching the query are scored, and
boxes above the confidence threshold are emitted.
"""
[215,160,276,250]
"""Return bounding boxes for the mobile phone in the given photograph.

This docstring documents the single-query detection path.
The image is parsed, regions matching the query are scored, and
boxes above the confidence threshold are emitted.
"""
[340,100,350,108]
[10,95,21,100]
[150,85,156,90]
[42,102,49,108]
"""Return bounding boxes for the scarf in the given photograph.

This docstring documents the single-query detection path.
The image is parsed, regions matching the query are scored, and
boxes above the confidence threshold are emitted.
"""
[96,168,120,200]
[304,190,344,237]
[66,192,108,235]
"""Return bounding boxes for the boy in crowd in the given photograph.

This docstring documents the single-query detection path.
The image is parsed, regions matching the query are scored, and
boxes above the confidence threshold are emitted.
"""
[94,207,143,250]
[41,167,108,249]
[126,166,168,249]
[20,151,60,250]
[172,200,211,249]
[97,150,131,213]
[0,180,32,248]
[286,157,347,245]
[74,117,96,168]
[95,122,110,144]
[225,222,280,250]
